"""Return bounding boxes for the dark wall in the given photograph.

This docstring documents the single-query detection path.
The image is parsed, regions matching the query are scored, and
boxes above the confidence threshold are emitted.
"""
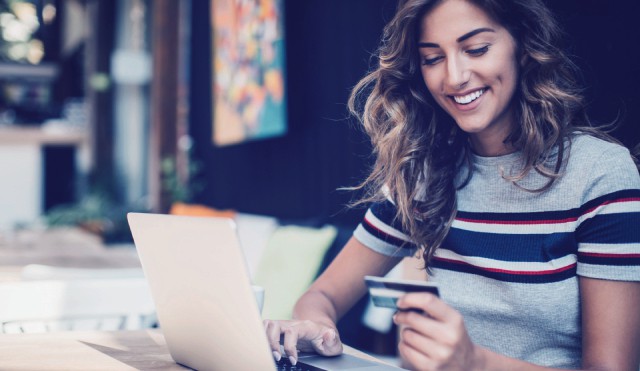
[189,0,640,226]
[190,0,397,226]
[548,0,640,149]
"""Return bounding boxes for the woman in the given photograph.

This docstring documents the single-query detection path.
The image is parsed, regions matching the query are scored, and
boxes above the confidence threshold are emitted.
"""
[263,0,640,369]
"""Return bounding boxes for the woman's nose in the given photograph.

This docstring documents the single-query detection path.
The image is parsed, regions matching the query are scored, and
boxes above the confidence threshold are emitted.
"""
[445,56,470,90]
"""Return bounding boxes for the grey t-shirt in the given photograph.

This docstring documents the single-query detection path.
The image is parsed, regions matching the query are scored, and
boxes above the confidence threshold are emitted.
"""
[354,135,640,368]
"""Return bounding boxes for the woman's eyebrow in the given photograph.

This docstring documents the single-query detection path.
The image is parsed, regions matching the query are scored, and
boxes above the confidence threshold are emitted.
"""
[456,27,495,42]
[418,27,496,48]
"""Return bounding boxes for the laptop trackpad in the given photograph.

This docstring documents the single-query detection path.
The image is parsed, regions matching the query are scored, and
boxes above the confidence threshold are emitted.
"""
[301,353,397,369]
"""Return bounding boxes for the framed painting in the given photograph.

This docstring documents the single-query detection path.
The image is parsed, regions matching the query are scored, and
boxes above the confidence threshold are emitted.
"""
[211,0,287,146]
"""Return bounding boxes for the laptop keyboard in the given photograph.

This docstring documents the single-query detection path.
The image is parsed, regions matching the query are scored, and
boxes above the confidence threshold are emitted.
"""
[275,357,327,371]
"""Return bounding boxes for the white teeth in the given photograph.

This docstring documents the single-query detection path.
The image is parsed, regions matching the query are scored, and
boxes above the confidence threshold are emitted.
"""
[453,89,484,104]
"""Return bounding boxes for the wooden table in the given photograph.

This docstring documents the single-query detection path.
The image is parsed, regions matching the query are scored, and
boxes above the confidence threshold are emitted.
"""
[0,330,391,370]
[0,330,185,370]
[0,227,141,282]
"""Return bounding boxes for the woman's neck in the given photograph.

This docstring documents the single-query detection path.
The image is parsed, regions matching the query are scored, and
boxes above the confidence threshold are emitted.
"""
[468,113,516,157]
[469,134,515,157]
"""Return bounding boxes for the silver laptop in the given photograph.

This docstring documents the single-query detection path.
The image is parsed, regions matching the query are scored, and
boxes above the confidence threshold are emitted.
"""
[127,212,401,371]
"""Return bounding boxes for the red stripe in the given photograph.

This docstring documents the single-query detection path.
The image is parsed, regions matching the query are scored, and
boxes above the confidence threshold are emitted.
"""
[363,216,407,244]
[579,252,640,259]
[363,216,387,235]
[433,256,577,276]
[456,217,576,225]
[581,197,640,215]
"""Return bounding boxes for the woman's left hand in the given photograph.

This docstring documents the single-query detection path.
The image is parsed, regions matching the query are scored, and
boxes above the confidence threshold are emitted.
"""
[393,293,482,371]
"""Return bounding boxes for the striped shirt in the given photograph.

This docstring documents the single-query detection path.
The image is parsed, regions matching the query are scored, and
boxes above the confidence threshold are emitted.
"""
[354,134,640,368]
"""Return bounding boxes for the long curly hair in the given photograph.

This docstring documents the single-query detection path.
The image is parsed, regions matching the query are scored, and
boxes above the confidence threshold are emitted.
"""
[348,0,625,266]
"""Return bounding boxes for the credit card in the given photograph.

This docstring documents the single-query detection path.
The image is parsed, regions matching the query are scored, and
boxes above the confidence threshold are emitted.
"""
[365,275,439,310]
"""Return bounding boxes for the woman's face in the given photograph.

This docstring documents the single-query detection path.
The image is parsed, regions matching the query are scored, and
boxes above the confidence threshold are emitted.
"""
[418,0,519,155]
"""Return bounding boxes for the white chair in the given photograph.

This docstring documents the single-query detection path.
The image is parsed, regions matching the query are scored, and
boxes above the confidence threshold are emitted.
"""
[0,278,156,334]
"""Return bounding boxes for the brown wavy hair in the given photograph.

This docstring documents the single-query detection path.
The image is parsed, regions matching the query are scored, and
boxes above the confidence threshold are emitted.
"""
[348,0,629,267]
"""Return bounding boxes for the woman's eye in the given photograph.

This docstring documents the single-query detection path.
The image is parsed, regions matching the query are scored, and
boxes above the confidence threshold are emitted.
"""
[422,56,443,66]
[466,45,490,57]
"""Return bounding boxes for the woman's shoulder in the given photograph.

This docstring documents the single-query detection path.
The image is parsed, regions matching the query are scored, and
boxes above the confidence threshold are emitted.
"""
[565,133,639,199]
[566,134,637,175]
[569,133,630,160]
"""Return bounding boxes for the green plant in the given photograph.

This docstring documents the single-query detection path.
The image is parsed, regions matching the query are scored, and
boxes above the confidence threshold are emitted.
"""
[45,192,147,244]
[160,156,205,203]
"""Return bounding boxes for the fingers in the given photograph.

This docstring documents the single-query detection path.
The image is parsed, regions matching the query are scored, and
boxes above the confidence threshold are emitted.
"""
[263,319,283,361]
[399,326,451,366]
[397,292,457,323]
[282,324,301,365]
[394,294,476,370]
[393,309,447,339]
[262,319,344,365]
[397,330,439,371]
[310,328,343,356]
[394,298,467,350]
[263,319,300,364]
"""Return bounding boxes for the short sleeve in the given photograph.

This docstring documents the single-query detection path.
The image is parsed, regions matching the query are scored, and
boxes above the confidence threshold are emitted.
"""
[353,198,418,257]
[576,146,640,281]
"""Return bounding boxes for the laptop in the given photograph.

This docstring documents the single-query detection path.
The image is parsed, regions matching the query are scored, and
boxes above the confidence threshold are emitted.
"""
[127,212,401,371]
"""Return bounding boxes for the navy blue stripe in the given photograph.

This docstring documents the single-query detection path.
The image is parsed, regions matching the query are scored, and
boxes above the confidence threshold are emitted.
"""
[580,189,640,214]
[369,200,405,231]
[457,208,580,222]
[443,228,576,262]
[456,189,640,222]
[578,255,640,266]
[431,258,576,283]
[361,221,418,251]
[577,213,640,244]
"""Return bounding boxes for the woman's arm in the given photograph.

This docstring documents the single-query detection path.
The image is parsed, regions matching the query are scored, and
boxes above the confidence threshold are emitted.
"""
[263,236,402,364]
[394,277,640,371]
[580,277,640,371]
[295,236,402,323]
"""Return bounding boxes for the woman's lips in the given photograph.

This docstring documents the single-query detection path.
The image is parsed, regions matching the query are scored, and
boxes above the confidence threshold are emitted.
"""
[448,88,486,112]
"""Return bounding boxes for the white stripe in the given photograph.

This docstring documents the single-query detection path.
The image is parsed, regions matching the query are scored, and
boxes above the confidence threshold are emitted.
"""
[434,249,577,272]
[578,242,640,255]
[365,209,412,243]
[452,219,577,234]
[381,184,395,204]
[579,200,640,221]
[453,200,640,235]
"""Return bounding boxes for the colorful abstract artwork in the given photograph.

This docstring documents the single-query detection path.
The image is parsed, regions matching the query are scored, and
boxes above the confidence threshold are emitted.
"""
[211,0,287,146]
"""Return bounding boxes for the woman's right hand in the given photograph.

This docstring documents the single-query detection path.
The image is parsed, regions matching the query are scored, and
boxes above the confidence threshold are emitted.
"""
[263,319,343,365]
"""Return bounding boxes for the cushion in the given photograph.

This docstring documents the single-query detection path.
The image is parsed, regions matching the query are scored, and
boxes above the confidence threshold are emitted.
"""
[169,202,236,218]
[253,225,337,320]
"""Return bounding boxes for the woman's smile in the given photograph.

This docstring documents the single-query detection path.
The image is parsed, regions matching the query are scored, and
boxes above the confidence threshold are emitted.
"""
[448,87,486,110]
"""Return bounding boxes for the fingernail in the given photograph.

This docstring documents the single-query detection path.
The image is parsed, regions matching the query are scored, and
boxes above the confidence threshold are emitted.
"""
[272,351,281,361]
[289,356,297,365]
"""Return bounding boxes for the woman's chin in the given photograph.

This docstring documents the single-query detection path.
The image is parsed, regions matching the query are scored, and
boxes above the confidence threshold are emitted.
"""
[454,122,488,135]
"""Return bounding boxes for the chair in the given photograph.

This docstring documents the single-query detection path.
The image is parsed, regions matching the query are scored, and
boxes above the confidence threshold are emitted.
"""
[0,277,156,334]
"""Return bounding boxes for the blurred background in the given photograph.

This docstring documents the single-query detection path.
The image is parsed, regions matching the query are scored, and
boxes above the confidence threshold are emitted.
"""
[0,0,637,356]
[0,0,638,237]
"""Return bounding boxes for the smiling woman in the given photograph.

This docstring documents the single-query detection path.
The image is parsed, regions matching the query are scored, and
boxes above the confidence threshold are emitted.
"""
[261,0,640,370]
